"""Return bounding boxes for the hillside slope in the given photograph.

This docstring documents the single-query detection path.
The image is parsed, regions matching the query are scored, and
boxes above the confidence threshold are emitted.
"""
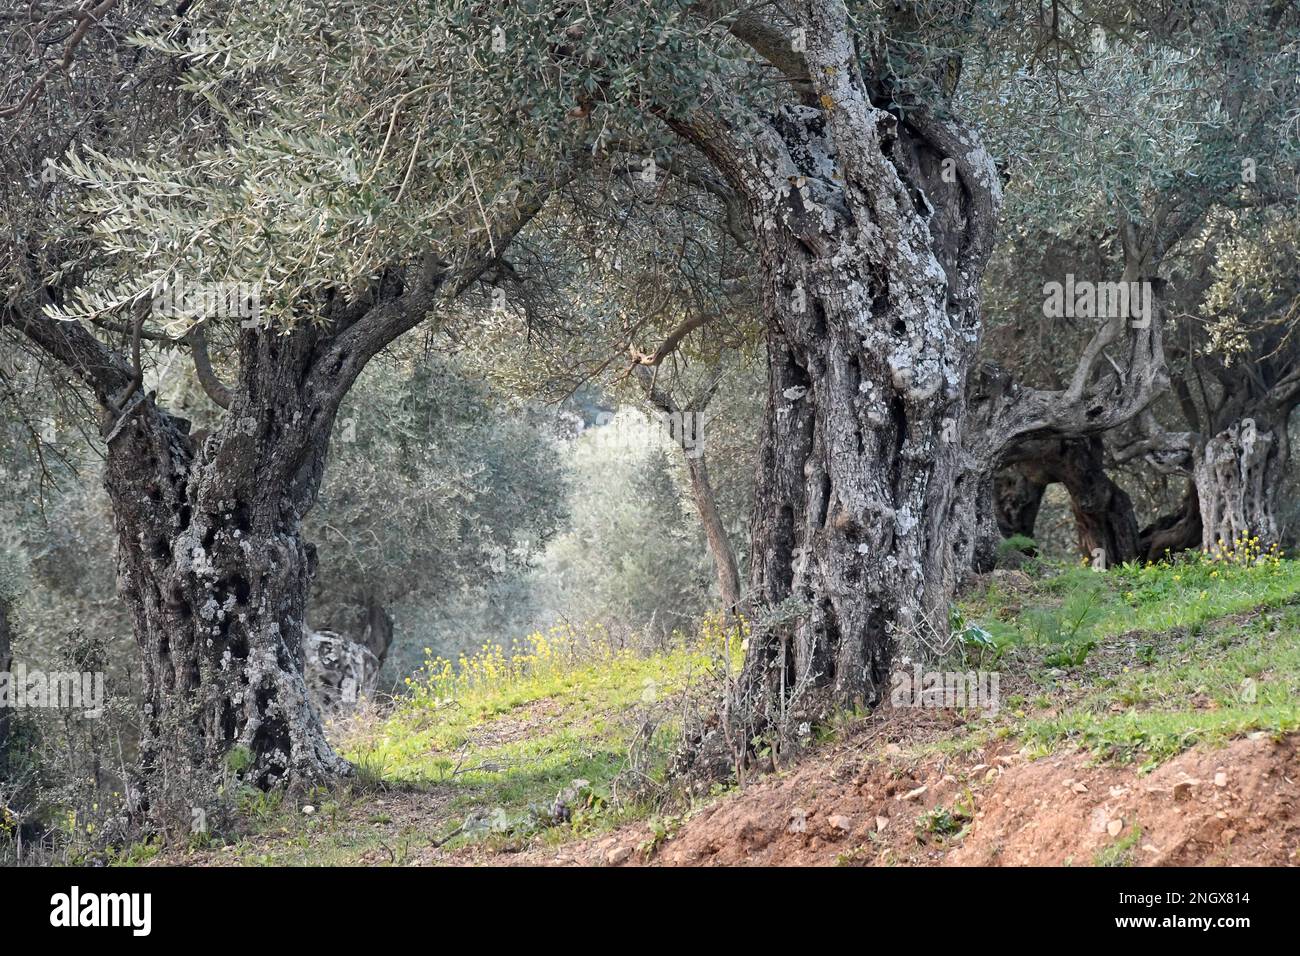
[150,557,1300,867]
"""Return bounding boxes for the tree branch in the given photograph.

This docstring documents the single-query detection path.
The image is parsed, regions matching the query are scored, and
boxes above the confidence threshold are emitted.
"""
[307,181,553,409]
[629,312,715,367]
[186,322,233,410]
[1,303,133,403]
[0,0,122,120]
[693,1,813,98]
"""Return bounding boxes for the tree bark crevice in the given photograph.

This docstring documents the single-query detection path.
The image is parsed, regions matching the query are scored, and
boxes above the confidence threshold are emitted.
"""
[0,597,11,783]
[1195,417,1284,550]
[679,6,1003,737]
[106,324,353,809]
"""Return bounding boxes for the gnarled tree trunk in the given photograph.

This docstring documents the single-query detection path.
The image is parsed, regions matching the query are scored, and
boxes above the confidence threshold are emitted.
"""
[1195,417,1285,550]
[663,3,1167,753]
[1003,436,1140,565]
[713,95,1000,725]
[0,597,11,781]
[105,325,351,813]
[5,186,547,822]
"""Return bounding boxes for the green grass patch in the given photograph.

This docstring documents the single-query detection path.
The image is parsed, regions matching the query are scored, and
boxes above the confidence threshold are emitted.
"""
[1020,605,1300,766]
[965,557,1300,657]
[200,558,1300,864]
[952,558,1300,767]
[1094,824,1143,867]
[339,619,743,844]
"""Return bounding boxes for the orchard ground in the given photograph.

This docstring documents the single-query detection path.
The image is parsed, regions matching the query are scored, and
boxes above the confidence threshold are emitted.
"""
[129,552,1300,867]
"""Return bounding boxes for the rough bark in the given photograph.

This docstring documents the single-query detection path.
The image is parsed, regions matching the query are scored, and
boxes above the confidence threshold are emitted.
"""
[4,189,547,815]
[665,4,1166,751]
[1195,417,1285,550]
[960,213,1174,580]
[0,597,11,781]
[965,202,1177,493]
[1112,347,1297,555]
[670,5,1003,730]
[104,323,353,805]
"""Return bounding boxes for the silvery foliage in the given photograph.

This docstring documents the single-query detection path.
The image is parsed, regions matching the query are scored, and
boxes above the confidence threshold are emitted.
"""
[969,6,1299,386]
[39,0,723,333]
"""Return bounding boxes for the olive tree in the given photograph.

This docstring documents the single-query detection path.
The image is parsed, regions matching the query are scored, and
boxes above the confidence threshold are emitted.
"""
[0,0,577,804]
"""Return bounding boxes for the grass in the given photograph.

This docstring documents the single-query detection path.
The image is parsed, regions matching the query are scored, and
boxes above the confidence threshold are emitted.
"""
[1018,602,1300,767]
[968,544,1300,650]
[955,546,1300,769]
[333,617,744,848]
[152,549,1300,865]
[1094,824,1144,867]
[140,618,744,866]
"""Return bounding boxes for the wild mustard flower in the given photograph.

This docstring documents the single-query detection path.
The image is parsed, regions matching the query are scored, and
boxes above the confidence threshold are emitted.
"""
[404,612,747,707]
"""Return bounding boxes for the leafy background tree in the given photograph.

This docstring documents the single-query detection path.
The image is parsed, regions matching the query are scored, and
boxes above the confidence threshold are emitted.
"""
[308,349,569,682]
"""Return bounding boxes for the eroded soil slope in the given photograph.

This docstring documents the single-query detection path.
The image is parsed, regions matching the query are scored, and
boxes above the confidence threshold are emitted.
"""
[515,717,1299,867]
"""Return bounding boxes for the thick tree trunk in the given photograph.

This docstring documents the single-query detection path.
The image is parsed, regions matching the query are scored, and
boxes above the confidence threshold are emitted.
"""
[970,474,1005,574]
[7,186,546,820]
[1062,443,1140,566]
[962,216,1171,573]
[104,326,350,817]
[726,99,1000,731]
[1195,417,1285,550]
[0,598,11,781]
[669,2,1169,750]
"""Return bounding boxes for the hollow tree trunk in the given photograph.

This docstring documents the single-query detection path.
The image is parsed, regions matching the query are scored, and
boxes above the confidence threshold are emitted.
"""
[1061,440,1140,565]
[1002,436,1140,566]
[104,326,350,815]
[1195,417,1285,549]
